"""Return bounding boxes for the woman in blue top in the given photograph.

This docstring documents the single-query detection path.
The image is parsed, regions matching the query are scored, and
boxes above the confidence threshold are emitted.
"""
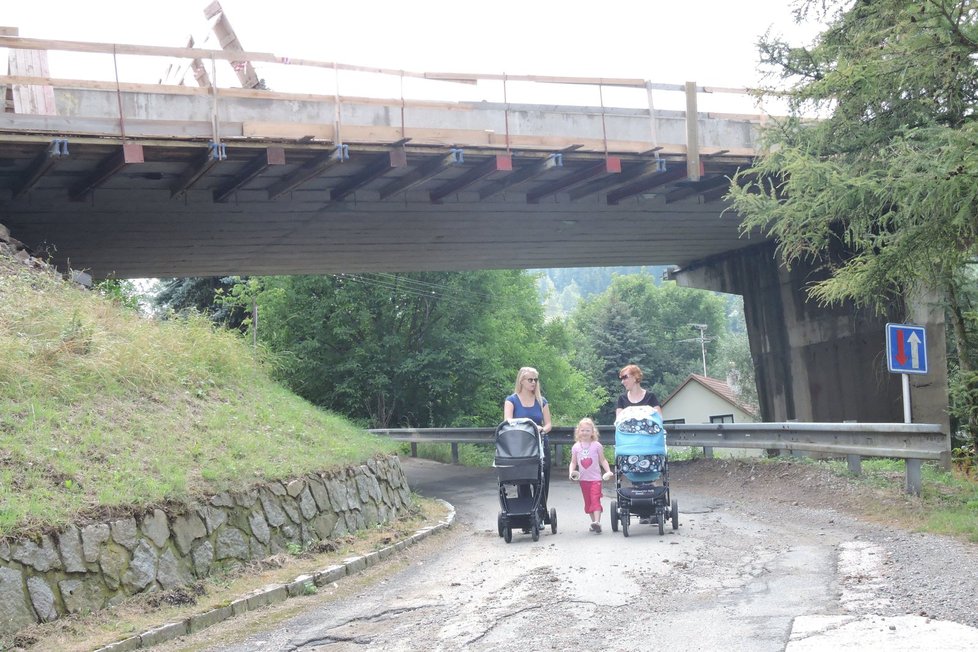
[503,366,553,434]
[503,366,553,502]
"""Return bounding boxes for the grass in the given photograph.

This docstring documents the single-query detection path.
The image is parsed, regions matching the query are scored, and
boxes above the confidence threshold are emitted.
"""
[0,257,396,539]
[820,456,978,542]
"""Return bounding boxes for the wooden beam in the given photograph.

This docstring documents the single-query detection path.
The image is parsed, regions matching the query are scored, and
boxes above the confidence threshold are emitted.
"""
[266,146,345,200]
[698,179,735,204]
[664,175,730,204]
[171,144,227,198]
[429,154,512,203]
[69,143,143,201]
[329,149,407,202]
[12,139,69,200]
[568,157,665,201]
[685,81,701,182]
[526,157,620,204]
[478,153,562,201]
[378,150,462,200]
[203,1,261,89]
[606,165,687,205]
[214,147,285,203]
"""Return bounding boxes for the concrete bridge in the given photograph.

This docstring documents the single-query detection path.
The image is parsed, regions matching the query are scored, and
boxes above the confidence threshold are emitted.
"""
[0,34,948,431]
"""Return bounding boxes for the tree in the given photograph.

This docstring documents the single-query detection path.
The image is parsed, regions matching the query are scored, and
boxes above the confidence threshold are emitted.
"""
[153,277,251,331]
[729,0,978,445]
[253,271,602,428]
[572,274,730,422]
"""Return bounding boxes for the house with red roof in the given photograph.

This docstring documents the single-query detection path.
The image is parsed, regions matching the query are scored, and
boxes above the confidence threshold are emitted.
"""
[661,374,758,425]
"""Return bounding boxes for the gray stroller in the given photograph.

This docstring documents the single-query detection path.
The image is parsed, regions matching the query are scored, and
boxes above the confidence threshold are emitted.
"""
[494,418,557,542]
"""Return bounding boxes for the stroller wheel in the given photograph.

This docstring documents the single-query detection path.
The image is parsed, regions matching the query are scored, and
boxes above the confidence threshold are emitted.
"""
[531,514,540,542]
[657,511,665,535]
[497,511,505,537]
[610,501,619,533]
[671,499,679,531]
[621,511,630,538]
[503,527,512,543]
[550,508,557,535]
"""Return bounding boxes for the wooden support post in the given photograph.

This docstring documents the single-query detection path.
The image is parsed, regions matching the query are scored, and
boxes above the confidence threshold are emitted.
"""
[685,81,701,182]
[451,442,460,465]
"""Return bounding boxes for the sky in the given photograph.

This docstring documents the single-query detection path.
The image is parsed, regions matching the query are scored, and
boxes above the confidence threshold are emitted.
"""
[4,0,823,113]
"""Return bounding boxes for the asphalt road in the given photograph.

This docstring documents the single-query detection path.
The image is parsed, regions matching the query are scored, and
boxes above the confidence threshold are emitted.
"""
[182,457,978,651]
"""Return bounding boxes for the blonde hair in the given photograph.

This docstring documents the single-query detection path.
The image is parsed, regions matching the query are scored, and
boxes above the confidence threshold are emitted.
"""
[513,366,543,401]
[574,417,600,443]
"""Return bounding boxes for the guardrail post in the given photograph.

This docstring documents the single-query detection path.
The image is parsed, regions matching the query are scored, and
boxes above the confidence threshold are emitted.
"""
[905,459,923,495]
[410,442,417,458]
[451,442,459,465]
[847,454,861,475]
[554,444,563,467]
[703,446,714,459]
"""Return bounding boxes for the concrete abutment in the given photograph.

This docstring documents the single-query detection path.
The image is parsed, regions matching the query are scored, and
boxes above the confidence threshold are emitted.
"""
[670,242,949,431]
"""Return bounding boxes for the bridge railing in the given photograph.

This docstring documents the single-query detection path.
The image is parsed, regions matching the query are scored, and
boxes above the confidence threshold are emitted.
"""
[0,34,767,159]
[369,422,949,495]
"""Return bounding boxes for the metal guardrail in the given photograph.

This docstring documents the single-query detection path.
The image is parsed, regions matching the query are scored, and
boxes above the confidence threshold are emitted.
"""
[369,422,950,495]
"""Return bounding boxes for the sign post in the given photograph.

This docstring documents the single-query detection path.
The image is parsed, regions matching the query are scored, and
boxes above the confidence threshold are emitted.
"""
[885,323,928,424]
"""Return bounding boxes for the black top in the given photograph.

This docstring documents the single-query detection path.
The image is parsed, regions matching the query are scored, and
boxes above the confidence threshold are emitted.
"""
[617,390,661,410]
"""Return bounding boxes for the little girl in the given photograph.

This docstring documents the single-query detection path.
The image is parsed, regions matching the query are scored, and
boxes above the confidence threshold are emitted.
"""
[568,417,614,533]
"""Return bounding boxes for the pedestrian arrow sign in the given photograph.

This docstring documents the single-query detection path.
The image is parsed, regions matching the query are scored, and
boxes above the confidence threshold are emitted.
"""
[886,323,927,374]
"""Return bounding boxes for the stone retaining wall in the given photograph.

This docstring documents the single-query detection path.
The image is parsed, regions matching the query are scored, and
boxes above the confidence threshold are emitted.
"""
[0,455,412,639]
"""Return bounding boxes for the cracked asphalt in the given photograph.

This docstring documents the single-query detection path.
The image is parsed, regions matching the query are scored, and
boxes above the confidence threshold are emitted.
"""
[177,457,978,651]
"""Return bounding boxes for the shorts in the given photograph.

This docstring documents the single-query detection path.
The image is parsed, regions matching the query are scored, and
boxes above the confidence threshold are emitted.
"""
[580,480,603,514]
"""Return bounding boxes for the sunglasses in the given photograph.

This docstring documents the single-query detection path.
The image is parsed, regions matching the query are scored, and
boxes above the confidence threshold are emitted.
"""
[619,375,630,380]
[525,377,539,382]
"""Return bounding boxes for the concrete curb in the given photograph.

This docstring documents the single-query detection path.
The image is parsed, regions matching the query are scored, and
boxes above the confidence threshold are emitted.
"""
[93,500,456,652]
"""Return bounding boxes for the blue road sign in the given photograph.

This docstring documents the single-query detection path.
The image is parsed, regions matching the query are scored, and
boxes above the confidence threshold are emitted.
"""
[886,323,927,374]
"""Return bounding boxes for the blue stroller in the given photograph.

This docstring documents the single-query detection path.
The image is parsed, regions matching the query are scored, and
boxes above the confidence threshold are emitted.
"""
[494,418,557,543]
[610,406,679,536]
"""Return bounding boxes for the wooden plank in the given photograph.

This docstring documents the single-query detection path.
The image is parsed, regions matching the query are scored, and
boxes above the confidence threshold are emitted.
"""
[203,1,261,89]
[8,48,56,115]
[0,36,701,92]
[241,121,695,155]
[685,81,701,182]
[242,121,334,140]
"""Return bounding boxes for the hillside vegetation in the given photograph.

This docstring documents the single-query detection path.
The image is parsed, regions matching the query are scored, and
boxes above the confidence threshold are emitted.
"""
[0,255,395,539]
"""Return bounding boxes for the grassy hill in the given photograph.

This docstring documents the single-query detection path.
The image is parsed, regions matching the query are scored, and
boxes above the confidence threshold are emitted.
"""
[0,254,395,539]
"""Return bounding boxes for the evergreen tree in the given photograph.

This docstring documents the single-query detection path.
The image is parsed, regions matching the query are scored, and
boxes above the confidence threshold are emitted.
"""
[730,0,978,444]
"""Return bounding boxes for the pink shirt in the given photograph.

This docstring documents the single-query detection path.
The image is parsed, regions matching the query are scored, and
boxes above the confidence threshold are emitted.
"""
[572,441,605,482]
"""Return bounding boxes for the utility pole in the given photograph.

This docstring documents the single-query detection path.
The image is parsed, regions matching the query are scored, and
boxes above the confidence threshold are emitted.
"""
[680,323,712,376]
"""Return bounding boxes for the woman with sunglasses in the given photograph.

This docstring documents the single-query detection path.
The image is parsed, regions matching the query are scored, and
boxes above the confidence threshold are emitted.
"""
[503,366,553,501]
[615,364,662,417]
[503,367,552,434]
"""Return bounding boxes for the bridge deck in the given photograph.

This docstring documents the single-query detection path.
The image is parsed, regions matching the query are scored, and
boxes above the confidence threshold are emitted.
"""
[0,35,767,278]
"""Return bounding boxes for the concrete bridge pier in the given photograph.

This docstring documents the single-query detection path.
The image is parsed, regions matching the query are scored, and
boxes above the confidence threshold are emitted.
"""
[670,242,949,431]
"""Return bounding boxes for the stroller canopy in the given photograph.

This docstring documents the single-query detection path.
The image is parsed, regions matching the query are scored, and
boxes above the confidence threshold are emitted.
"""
[494,418,542,464]
[614,406,666,456]
[615,406,667,483]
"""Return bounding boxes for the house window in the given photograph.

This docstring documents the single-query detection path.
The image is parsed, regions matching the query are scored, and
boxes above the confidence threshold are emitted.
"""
[710,414,734,424]
[663,418,686,425]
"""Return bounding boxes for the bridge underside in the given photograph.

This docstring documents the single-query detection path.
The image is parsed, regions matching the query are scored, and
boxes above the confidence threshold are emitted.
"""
[0,138,752,279]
